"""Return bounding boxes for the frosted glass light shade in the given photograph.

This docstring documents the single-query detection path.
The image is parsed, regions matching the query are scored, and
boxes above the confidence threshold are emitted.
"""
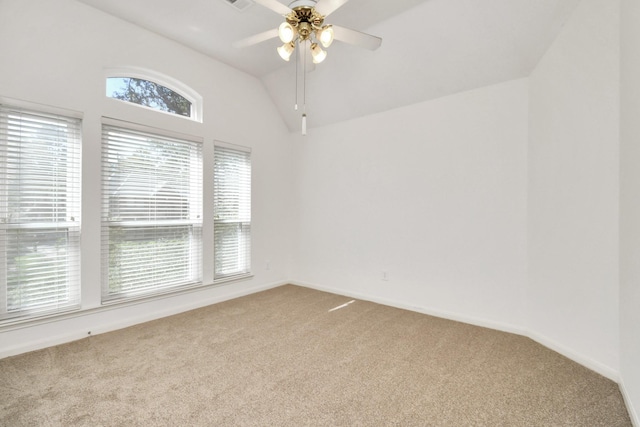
[310,43,327,64]
[318,25,334,48]
[278,22,295,43]
[277,42,295,61]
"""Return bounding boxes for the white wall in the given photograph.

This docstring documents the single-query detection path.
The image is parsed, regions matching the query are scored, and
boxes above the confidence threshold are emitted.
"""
[291,0,624,384]
[291,79,529,332]
[620,0,640,423]
[528,0,620,377]
[0,0,293,357]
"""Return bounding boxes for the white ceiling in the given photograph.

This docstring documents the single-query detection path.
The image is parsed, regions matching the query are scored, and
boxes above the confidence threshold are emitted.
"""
[77,0,581,131]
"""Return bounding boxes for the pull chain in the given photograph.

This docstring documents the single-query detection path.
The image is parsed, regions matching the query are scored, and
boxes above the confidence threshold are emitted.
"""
[294,39,299,111]
[302,40,307,136]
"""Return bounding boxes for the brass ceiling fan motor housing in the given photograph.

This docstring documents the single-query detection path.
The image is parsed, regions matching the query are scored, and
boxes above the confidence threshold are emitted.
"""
[286,6,325,41]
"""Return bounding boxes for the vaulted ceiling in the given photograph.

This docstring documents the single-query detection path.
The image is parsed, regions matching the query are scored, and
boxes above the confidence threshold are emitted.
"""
[77,0,581,131]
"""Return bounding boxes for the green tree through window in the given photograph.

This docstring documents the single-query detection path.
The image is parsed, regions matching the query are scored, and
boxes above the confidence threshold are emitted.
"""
[107,77,192,117]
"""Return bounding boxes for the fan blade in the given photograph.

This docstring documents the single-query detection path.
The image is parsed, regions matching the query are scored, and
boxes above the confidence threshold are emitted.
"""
[253,0,291,15]
[332,25,382,50]
[314,0,349,17]
[232,28,279,48]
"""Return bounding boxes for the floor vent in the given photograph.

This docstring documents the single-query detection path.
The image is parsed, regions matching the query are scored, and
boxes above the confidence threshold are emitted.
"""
[223,0,253,12]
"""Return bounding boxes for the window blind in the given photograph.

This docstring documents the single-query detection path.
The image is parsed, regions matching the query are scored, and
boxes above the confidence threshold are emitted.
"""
[213,143,251,280]
[0,104,81,322]
[101,124,202,302]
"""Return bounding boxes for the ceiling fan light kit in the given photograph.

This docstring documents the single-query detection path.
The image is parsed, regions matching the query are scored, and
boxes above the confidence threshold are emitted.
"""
[277,41,295,61]
[275,2,332,63]
[318,25,334,48]
[310,43,327,64]
[278,22,296,43]
[237,0,382,134]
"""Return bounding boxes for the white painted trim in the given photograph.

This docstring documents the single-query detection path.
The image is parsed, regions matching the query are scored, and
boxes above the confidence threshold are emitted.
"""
[0,95,83,119]
[102,116,204,143]
[84,280,283,336]
[620,379,640,427]
[0,280,286,359]
[290,280,526,336]
[0,329,89,360]
[2,278,626,393]
[526,330,619,382]
[289,280,619,382]
[104,66,204,123]
[214,139,252,153]
[212,273,254,286]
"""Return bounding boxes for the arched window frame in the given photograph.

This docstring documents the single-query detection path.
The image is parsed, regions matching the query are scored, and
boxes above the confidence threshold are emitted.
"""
[105,67,203,123]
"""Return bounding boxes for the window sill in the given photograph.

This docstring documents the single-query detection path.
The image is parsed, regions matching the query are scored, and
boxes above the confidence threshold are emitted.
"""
[213,273,253,286]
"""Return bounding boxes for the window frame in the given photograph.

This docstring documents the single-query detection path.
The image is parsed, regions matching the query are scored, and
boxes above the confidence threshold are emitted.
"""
[104,67,203,123]
[0,68,258,328]
[0,101,82,324]
[100,118,204,304]
[213,140,252,283]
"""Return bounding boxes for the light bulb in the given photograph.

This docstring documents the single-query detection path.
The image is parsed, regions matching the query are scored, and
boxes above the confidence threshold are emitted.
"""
[310,43,327,64]
[278,22,295,43]
[318,25,334,48]
[277,42,295,61]
[302,114,307,136]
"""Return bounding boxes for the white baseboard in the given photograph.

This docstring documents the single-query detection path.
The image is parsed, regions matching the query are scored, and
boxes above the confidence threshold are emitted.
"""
[1,279,628,398]
[87,280,286,337]
[3,279,636,422]
[526,330,619,382]
[291,279,526,334]
[290,280,619,382]
[1,330,91,360]
[620,379,640,427]
[0,280,286,359]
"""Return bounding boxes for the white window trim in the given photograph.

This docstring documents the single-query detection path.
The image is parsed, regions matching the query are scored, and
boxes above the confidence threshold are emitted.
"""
[101,117,203,144]
[0,85,259,329]
[0,96,83,120]
[100,118,204,304]
[0,98,83,323]
[213,140,252,284]
[104,67,204,123]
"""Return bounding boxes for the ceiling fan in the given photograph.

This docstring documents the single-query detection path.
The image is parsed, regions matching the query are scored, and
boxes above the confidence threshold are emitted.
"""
[233,0,382,135]
[233,0,382,65]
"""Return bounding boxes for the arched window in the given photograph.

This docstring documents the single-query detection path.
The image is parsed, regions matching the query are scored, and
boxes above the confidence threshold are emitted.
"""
[105,68,203,122]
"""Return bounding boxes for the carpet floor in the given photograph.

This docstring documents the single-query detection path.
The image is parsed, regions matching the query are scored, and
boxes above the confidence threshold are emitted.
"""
[0,284,632,426]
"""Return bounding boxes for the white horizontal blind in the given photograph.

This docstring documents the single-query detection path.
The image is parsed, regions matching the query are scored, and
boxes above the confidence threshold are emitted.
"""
[213,144,251,280]
[0,104,81,322]
[101,124,202,302]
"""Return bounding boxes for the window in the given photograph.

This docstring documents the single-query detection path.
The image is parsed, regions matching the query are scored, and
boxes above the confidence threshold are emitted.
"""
[101,123,202,302]
[0,104,81,322]
[107,77,193,118]
[104,67,203,122]
[214,143,251,281]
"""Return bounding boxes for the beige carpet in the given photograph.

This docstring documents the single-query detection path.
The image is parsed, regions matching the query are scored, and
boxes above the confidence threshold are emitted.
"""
[0,285,632,426]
